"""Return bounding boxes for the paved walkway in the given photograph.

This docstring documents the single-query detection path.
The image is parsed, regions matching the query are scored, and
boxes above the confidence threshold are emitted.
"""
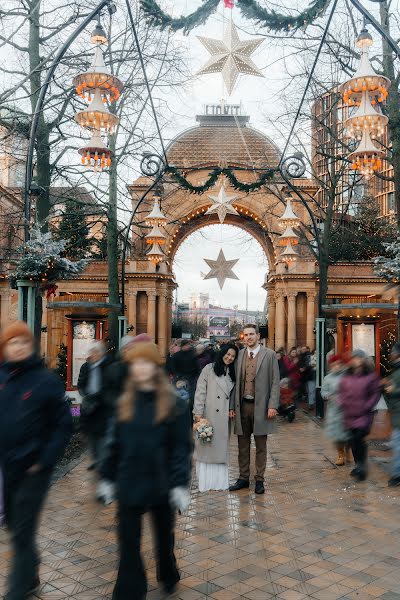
[1,413,400,600]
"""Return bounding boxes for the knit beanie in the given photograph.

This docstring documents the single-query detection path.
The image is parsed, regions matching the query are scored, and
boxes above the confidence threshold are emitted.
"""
[0,321,34,357]
[125,341,162,365]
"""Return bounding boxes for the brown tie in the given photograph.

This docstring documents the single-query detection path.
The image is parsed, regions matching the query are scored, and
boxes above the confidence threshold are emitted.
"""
[250,352,254,360]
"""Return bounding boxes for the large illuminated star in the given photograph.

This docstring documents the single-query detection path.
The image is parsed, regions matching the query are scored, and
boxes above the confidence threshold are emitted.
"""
[203,249,239,290]
[197,20,264,95]
[206,183,239,224]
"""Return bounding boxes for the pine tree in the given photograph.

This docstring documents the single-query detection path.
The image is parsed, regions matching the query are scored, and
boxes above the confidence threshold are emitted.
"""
[55,343,68,383]
[354,197,397,260]
[56,200,91,261]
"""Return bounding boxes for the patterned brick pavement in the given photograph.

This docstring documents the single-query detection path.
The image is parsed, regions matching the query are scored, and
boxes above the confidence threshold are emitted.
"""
[1,413,400,600]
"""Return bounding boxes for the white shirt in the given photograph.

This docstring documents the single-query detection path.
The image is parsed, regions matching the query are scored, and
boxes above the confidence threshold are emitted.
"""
[247,344,260,358]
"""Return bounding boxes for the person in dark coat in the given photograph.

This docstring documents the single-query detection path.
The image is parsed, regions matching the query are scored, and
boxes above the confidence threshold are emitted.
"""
[383,342,400,487]
[170,340,200,410]
[275,348,287,379]
[77,340,112,471]
[101,341,191,600]
[0,321,72,600]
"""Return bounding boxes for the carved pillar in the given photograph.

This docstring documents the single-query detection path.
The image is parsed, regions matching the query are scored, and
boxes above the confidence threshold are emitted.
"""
[267,293,275,350]
[127,291,138,334]
[146,290,157,341]
[158,291,168,357]
[167,292,174,349]
[306,291,317,350]
[287,291,298,350]
[275,291,285,351]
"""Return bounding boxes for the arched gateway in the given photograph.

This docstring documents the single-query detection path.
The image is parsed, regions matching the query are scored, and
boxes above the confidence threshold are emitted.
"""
[126,105,320,357]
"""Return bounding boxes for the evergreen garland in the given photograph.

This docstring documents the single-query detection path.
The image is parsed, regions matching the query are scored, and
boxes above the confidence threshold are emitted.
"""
[140,0,220,33]
[55,343,68,384]
[238,0,331,32]
[139,0,332,34]
[166,165,276,193]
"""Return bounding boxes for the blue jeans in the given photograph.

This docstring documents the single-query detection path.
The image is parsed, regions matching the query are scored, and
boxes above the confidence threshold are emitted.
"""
[391,428,400,478]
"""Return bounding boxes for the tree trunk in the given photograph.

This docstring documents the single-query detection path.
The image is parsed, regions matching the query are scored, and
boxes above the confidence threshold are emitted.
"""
[29,0,50,230]
[379,1,400,229]
[107,134,120,350]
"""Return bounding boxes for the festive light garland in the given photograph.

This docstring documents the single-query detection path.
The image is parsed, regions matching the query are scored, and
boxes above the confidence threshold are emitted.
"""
[166,165,276,193]
[139,0,331,34]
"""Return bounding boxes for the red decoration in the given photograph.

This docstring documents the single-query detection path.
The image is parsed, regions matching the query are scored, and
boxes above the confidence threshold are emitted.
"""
[39,283,58,298]
[224,0,234,7]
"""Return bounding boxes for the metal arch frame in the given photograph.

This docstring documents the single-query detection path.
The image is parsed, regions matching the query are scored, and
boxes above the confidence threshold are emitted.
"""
[120,153,167,316]
[23,0,116,243]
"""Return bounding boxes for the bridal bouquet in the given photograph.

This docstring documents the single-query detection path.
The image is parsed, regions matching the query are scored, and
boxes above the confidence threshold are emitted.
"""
[193,418,214,444]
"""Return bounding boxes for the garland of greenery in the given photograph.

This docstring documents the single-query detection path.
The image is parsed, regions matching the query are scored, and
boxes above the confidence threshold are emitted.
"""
[140,0,220,33]
[166,165,276,193]
[139,0,331,34]
[238,0,330,31]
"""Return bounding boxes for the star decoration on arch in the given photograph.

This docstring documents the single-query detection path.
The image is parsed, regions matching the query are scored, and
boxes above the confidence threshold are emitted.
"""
[197,20,264,95]
[203,249,239,290]
[206,183,239,224]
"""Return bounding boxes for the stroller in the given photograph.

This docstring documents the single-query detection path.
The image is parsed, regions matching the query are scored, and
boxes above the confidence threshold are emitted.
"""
[277,378,296,423]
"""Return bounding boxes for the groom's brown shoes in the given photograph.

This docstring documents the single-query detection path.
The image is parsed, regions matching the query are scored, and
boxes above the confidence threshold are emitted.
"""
[229,479,249,491]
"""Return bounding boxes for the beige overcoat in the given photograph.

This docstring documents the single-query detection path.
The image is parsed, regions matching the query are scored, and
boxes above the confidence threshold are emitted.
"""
[193,363,234,464]
[232,347,280,436]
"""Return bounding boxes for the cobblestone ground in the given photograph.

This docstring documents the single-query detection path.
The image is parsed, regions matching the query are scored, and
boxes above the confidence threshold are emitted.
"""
[1,413,400,600]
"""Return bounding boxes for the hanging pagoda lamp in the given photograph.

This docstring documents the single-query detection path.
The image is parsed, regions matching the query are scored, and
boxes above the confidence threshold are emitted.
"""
[145,197,167,227]
[280,242,299,263]
[91,20,108,45]
[348,128,385,177]
[341,28,390,106]
[277,225,299,246]
[145,225,166,245]
[146,242,165,264]
[75,87,119,133]
[278,197,301,229]
[345,90,388,139]
[78,129,112,171]
[73,44,123,103]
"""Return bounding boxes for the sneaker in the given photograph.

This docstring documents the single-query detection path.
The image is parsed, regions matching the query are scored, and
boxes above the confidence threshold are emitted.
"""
[388,476,400,487]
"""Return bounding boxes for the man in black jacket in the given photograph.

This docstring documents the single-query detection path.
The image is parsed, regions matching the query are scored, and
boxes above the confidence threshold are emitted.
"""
[0,321,72,600]
[77,340,112,472]
[169,340,200,411]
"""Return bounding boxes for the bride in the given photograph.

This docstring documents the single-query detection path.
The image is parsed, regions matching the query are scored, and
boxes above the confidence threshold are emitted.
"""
[193,343,238,492]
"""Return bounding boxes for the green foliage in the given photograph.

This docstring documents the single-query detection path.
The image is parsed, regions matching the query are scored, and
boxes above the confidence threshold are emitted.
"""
[328,198,397,263]
[55,343,68,384]
[174,314,208,339]
[55,200,91,261]
[139,0,331,34]
[166,165,276,193]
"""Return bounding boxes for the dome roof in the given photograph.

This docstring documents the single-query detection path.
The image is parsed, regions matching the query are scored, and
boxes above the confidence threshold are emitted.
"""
[167,113,280,169]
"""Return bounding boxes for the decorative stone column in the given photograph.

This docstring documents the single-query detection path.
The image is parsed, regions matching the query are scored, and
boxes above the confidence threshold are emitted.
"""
[287,291,298,350]
[158,291,168,357]
[306,291,317,350]
[146,290,157,341]
[127,290,138,334]
[167,292,174,349]
[275,291,285,350]
[267,293,275,350]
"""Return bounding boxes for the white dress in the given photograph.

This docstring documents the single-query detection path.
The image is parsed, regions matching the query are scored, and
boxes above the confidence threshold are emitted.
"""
[195,371,232,492]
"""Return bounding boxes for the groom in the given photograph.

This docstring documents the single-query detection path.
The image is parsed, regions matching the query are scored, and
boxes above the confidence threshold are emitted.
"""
[230,324,280,494]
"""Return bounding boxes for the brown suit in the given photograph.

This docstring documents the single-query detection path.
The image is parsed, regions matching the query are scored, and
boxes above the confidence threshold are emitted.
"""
[232,346,280,482]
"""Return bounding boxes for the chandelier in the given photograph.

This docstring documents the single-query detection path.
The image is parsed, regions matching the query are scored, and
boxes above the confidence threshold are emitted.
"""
[277,197,301,264]
[277,226,299,246]
[279,197,301,229]
[144,190,168,264]
[341,28,390,177]
[73,19,123,171]
[280,242,299,263]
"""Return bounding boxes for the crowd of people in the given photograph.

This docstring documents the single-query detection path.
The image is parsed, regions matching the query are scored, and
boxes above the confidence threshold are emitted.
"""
[1,320,400,600]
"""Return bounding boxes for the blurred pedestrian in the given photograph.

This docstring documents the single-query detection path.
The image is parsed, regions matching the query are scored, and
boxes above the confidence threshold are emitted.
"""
[169,340,200,410]
[101,341,191,600]
[196,343,215,371]
[337,349,381,481]
[0,321,72,600]
[166,339,181,378]
[322,355,351,466]
[384,342,400,487]
[283,347,301,403]
[193,343,238,491]
[230,324,280,495]
[77,340,112,472]
[275,348,287,379]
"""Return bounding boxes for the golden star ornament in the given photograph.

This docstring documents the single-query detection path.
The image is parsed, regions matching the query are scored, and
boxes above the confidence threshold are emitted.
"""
[203,249,240,290]
[206,183,239,224]
[197,20,264,96]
